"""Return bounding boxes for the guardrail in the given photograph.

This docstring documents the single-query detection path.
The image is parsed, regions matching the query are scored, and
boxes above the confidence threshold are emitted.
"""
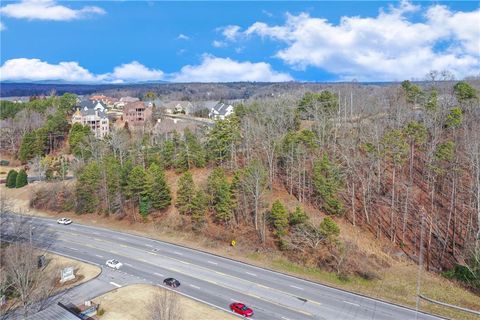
[419,295,480,316]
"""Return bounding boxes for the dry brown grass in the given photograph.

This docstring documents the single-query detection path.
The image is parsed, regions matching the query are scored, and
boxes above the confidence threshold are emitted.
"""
[93,284,237,320]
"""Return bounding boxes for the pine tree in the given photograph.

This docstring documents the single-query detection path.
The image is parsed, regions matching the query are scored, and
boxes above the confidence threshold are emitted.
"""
[139,196,150,219]
[146,163,171,210]
[290,206,308,226]
[319,217,340,243]
[270,200,289,236]
[191,190,207,228]
[312,155,344,215]
[69,123,91,157]
[161,140,175,169]
[207,168,233,224]
[176,171,195,215]
[75,162,101,213]
[15,169,28,188]
[126,165,147,210]
[6,170,17,188]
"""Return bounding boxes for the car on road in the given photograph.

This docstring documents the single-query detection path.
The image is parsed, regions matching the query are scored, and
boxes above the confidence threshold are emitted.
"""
[163,278,180,288]
[106,259,123,269]
[229,302,253,317]
[57,218,72,225]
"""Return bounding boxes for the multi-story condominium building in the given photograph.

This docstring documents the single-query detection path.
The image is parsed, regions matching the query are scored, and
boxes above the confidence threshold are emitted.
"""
[72,101,110,138]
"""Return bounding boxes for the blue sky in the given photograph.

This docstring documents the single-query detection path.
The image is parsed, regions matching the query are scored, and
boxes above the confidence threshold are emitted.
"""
[0,1,479,83]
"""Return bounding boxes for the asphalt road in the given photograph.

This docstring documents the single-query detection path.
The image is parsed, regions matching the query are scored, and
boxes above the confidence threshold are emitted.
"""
[0,213,444,320]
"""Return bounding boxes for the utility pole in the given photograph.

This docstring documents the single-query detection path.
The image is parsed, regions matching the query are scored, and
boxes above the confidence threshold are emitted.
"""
[415,212,426,319]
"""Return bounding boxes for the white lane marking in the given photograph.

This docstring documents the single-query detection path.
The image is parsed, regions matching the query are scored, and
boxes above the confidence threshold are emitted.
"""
[95,254,103,258]
[189,284,200,289]
[154,272,164,277]
[145,244,153,248]
[343,301,360,307]
[230,298,236,301]
[282,317,291,320]
[173,251,183,256]
[124,263,133,267]
[109,282,122,288]
[118,237,126,241]
[246,271,257,277]
[207,260,218,265]
[68,247,78,251]
[69,227,77,230]
[289,285,304,290]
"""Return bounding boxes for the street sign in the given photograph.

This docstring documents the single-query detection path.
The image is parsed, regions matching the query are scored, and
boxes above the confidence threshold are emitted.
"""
[60,266,75,283]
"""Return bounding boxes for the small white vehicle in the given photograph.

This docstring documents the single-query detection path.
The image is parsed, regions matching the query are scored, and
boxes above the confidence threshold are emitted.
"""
[106,259,123,269]
[57,218,72,225]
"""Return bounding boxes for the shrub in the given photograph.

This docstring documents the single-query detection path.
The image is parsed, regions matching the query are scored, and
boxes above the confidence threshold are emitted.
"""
[15,169,28,188]
[0,160,10,166]
[6,170,17,188]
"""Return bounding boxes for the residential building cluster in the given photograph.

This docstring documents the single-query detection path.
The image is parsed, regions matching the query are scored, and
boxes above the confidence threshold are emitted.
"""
[70,94,239,138]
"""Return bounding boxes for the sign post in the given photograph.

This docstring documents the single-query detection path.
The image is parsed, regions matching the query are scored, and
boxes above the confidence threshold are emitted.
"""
[60,267,75,283]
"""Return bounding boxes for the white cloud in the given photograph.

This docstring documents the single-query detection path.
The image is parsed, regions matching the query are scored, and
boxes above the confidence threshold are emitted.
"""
[221,25,242,41]
[108,61,163,82]
[0,0,105,21]
[171,55,292,82]
[241,1,480,81]
[0,58,99,82]
[0,57,291,83]
[212,40,226,48]
[177,33,190,40]
[0,21,5,30]
[0,58,164,83]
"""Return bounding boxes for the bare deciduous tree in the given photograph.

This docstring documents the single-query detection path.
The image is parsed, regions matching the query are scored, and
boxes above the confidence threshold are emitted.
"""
[147,289,183,320]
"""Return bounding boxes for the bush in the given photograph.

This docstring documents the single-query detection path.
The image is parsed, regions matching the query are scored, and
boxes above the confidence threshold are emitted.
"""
[0,160,10,166]
[6,170,17,188]
[97,308,105,316]
[15,169,28,188]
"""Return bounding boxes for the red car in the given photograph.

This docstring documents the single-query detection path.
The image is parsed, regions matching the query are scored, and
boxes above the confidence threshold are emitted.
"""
[229,302,254,317]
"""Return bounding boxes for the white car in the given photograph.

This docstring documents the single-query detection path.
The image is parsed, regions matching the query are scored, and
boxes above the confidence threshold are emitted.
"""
[106,259,123,269]
[57,218,72,225]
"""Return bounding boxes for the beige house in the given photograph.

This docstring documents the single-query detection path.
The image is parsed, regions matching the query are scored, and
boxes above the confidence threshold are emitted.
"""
[72,101,110,138]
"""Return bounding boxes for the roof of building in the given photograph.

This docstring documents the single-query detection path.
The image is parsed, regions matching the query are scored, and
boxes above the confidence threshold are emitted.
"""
[29,303,81,320]
[78,99,107,110]
[120,96,140,103]
[211,101,234,116]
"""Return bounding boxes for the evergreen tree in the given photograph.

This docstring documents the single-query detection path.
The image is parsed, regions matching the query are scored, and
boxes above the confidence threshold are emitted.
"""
[290,206,308,226]
[126,165,147,210]
[103,156,122,214]
[191,190,207,228]
[6,170,18,188]
[161,140,175,169]
[207,168,233,224]
[18,129,46,163]
[453,81,477,101]
[69,123,91,157]
[270,200,289,237]
[139,196,150,219]
[75,162,101,213]
[176,171,195,215]
[175,129,206,171]
[445,107,463,129]
[206,117,240,164]
[401,80,424,105]
[298,91,338,117]
[15,169,28,188]
[319,217,340,243]
[146,163,171,210]
[312,155,344,215]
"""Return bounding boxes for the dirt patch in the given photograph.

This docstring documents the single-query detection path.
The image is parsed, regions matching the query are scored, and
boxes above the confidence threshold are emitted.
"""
[93,284,237,320]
